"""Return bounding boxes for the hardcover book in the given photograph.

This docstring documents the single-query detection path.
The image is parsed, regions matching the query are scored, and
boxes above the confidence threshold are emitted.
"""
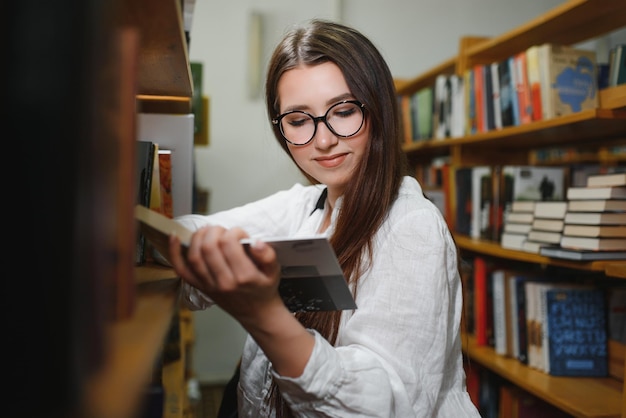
[567,199,626,212]
[539,246,626,261]
[564,211,626,225]
[537,43,598,119]
[586,172,626,188]
[134,205,357,312]
[566,186,626,200]
[560,236,625,251]
[545,287,608,376]
[562,224,626,238]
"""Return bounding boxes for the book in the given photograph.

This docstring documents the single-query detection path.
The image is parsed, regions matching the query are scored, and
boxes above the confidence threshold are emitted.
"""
[539,246,626,261]
[506,212,534,224]
[504,222,533,234]
[135,140,156,264]
[471,166,492,239]
[491,269,508,355]
[586,172,626,188]
[500,232,527,250]
[545,287,608,376]
[608,44,626,86]
[511,200,536,213]
[531,218,564,232]
[498,57,516,128]
[514,51,533,124]
[455,167,473,236]
[537,43,598,119]
[527,230,562,245]
[564,211,626,225]
[533,201,568,219]
[562,224,626,238]
[525,45,543,121]
[567,199,626,212]
[490,62,502,130]
[473,257,494,346]
[567,185,626,200]
[134,205,357,312]
[560,236,625,251]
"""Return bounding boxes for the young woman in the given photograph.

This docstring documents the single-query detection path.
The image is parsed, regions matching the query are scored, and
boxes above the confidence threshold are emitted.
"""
[168,19,480,418]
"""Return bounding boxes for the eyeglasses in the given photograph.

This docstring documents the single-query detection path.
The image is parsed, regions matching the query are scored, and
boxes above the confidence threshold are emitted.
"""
[272,100,365,146]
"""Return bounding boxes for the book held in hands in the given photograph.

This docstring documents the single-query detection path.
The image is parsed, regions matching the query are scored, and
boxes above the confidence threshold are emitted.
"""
[134,205,356,312]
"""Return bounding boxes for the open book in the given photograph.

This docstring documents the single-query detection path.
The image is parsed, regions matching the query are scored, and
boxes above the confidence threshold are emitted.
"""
[135,205,357,312]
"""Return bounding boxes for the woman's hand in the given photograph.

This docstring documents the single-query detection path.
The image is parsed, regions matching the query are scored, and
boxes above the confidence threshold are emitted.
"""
[168,225,284,322]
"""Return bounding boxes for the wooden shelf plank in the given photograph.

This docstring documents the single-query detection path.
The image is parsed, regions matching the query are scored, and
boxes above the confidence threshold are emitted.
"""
[463,334,623,418]
[403,106,626,162]
[464,0,626,65]
[453,235,623,274]
[119,0,193,113]
[84,274,180,418]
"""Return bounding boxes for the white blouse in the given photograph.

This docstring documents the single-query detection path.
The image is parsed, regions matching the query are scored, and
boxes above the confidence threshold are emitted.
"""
[177,176,481,417]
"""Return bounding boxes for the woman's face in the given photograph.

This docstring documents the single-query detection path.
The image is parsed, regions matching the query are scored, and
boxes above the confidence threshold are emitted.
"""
[276,62,370,198]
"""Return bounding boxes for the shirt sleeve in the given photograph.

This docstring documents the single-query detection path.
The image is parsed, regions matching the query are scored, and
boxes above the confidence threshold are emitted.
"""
[174,183,325,311]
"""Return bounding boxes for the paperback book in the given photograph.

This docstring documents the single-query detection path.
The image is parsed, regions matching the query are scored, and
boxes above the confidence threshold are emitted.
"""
[134,205,357,312]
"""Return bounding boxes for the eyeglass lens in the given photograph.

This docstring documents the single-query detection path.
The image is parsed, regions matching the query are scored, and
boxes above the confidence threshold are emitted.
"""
[279,101,364,145]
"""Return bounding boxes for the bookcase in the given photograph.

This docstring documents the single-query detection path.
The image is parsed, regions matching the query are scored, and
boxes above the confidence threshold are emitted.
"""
[396,1,626,417]
[80,0,196,417]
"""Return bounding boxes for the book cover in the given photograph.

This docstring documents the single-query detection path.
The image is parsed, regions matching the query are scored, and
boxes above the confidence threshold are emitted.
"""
[608,44,625,86]
[471,166,492,239]
[538,43,598,119]
[135,140,156,265]
[414,86,434,140]
[490,62,502,130]
[566,186,626,200]
[500,232,527,250]
[545,287,608,376]
[491,269,508,355]
[473,64,485,133]
[525,45,543,121]
[473,257,494,346]
[527,230,562,245]
[455,167,473,236]
[507,56,521,126]
[434,74,451,139]
[539,246,626,261]
[483,62,496,131]
[449,74,466,138]
[498,57,516,127]
[514,51,533,124]
[134,205,357,312]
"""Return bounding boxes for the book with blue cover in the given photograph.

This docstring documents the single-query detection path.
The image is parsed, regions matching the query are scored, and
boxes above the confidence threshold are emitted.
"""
[545,287,608,377]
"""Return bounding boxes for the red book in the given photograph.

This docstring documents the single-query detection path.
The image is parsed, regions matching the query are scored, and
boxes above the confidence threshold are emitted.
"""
[514,51,533,124]
[473,64,485,133]
[473,257,492,346]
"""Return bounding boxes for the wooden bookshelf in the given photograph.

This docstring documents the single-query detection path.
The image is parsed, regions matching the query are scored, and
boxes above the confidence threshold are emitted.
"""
[398,1,626,416]
[85,269,180,418]
[462,334,623,418]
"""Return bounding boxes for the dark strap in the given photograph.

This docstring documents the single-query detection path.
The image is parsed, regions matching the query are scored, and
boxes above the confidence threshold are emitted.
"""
[310,188,328,216]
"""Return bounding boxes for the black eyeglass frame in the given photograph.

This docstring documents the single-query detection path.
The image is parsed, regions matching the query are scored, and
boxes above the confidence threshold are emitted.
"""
[272,100,366,146]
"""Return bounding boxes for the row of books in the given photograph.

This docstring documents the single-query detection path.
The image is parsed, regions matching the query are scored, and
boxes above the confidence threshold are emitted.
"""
[501,171,625,260]
[135,140,174,264]
[463,257,625,378]
[399,42,608,143]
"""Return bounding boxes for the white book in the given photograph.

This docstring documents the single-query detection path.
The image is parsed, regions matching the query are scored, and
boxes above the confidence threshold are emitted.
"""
[531,218,564,232]
[567,186,626,200]
[527,230,562,244]
[507,212,534,224]
[567,199,626,212]
[492,270,508,356]
[564,212,626,225]
[505,222,533,234]
[533,201,568,219]
[586,172,626,187]
[501,232,527,250]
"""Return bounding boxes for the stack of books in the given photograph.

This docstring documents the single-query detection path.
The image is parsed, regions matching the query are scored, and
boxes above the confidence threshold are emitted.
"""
[522,201,568,253]
[540,172,626,261]
[501,200,535,250]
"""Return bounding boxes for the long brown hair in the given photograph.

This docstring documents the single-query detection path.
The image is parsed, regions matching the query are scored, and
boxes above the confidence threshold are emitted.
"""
[264,19,408,416]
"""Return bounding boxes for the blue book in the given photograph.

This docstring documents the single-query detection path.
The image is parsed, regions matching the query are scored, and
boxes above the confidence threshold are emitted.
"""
[545,287,608,377]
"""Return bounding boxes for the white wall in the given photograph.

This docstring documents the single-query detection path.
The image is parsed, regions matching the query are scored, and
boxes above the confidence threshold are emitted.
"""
[186,0,616,383]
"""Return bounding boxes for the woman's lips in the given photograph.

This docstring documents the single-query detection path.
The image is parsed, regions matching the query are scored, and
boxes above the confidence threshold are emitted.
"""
[315,153,348,168]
